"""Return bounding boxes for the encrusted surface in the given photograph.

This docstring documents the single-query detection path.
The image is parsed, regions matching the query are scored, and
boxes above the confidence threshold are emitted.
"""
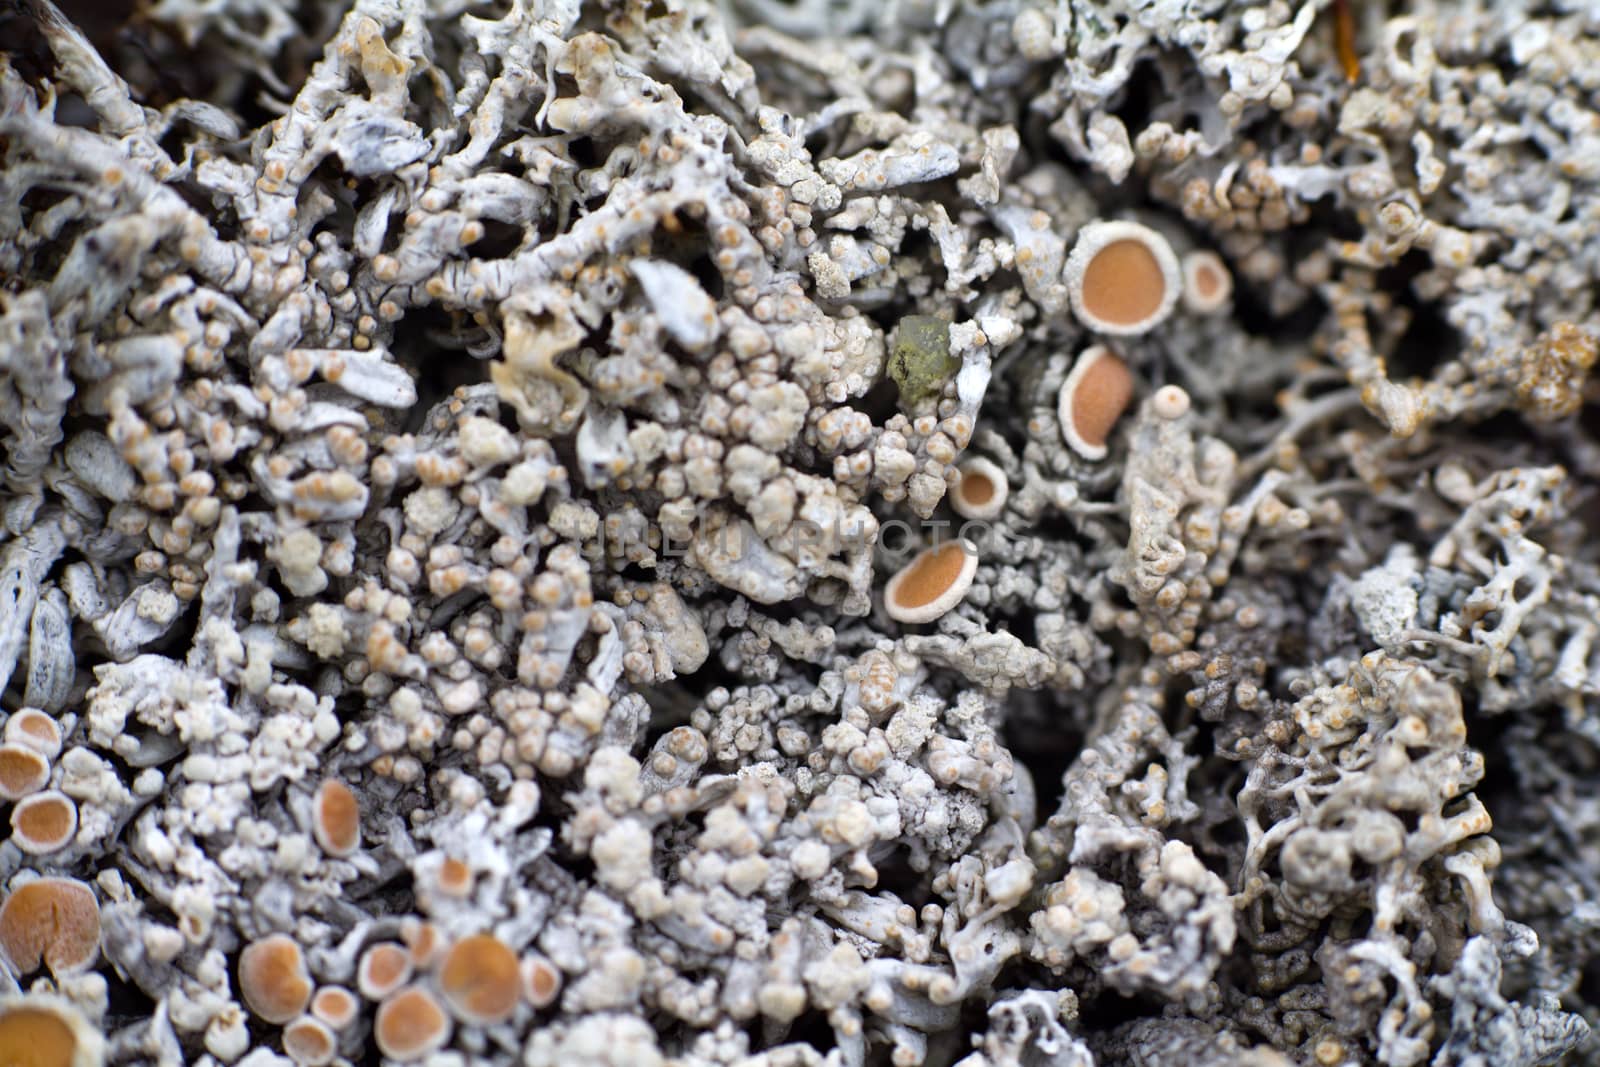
[2,0,1600,1064]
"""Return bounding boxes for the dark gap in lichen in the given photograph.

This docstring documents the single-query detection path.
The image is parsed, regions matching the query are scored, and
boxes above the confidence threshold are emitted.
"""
[1228,265,1324,344]
[566,134,600,169]
[659,805,709,862]
[1109,57,1163,135]
[405,65,447,128]
[999,688,1085,823]
[861,301,903,344]
[154,595,202,662]
[657,77,743,130]
[1197,774,1250,880]
[533,786,600,886]
[687,249,727,303]
[869,843,930,906]
[1576,394,1600,468]
[781,1008,838,1056]
[1078,986,1166,1036]
[466,216,526,260]
[1463,698,1528,828]
[898,225,945,298]
[389,303,493,434]
[953,992,998,1060]
[155,121,194,166]
[636,207,724,303]
[349,1037,385,1067]
[0,5,59,91]
[116,25,212,109]
[59,90,102,130]
[996,608,1036,648]
[1379,251,1460,384]
[1463,409,1537,454]
[856,374,903,427]
[636,674,713,744]
[1163,706,1247,884]
[802,124,835,162]
[349,863,417,919]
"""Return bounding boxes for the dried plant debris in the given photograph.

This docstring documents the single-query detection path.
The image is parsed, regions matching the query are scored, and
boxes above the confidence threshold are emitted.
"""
[2,0,1600,1063]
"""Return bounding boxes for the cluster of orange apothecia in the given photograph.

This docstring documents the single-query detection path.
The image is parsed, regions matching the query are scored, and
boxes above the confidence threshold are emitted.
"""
[881,220,1232,628]
[238,923,562,1064]
[233,779,564,1064]
[0,710,78,857]
[1056,221,1230,463]
[0,875,104,1067]
[0,717,104,1062]
[0,769,563,1066]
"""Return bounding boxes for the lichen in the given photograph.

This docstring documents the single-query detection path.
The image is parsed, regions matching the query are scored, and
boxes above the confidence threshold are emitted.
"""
[2,0,1600,1064]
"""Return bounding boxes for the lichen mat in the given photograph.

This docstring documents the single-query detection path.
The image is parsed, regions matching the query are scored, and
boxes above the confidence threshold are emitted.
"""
[0,0,1597,1064]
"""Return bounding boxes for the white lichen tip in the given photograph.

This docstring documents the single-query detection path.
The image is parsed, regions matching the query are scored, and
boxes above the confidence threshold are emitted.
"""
[1180,250,1233,314]
[1064,220,1181,336]
[1152,384,1192,420]
[1058,345,1136,460]
[951,457,1008,521]
[885,539,979,624]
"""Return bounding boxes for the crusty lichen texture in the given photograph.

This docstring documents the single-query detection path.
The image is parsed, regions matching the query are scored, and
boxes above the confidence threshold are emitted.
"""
[2,0,1600,1064]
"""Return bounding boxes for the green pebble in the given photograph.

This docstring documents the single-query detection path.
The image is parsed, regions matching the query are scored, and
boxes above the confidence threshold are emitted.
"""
[889,316,958,413]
